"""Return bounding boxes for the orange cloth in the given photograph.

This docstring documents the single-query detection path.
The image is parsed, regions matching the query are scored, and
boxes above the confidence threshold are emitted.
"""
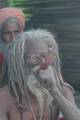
[0,7,25,29]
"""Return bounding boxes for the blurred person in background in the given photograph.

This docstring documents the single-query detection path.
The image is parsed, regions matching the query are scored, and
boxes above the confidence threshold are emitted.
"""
[0,7,26,85]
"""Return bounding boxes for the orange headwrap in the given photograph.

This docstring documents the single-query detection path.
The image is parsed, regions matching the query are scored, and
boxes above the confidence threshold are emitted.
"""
[0,7,25,29]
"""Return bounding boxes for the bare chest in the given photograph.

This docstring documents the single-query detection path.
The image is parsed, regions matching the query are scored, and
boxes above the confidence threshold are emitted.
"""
[21,105,49,120]
[9,98,49,120]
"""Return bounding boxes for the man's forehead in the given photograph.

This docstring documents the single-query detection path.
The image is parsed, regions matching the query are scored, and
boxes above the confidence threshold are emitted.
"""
[3,24,20,32]
[28,41,48,55]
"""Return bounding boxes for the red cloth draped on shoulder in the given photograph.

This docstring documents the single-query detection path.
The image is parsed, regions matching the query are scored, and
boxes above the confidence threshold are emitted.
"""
[58,117,64,120]
[0,52,4,65]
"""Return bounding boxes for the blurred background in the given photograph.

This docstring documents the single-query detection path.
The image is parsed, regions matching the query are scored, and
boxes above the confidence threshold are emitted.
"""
[0,0,80,107]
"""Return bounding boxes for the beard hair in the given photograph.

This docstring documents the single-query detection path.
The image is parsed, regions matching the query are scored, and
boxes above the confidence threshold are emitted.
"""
[26,73,53,111]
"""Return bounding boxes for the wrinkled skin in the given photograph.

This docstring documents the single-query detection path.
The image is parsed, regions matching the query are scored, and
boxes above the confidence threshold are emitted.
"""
[2,21,22,43]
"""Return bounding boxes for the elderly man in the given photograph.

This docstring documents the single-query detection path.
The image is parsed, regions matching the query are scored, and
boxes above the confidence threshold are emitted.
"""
[0,7,26,85]
[0,29,79,120]
[0,7,25,44]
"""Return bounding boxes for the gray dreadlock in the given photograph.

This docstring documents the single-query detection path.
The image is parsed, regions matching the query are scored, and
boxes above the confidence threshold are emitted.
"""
[8,29,74,111]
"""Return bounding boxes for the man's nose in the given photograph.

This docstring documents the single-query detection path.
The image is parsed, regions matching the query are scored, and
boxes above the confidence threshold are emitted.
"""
[40,57,45,64]
[11,32,16,41]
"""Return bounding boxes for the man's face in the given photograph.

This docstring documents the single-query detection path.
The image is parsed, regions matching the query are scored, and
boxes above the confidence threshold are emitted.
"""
[26,41,55,72]
[2,23,21,43]
[25,41,54,108]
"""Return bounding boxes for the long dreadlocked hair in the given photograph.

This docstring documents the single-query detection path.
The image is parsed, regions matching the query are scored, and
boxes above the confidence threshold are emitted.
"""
[8,29,73,111]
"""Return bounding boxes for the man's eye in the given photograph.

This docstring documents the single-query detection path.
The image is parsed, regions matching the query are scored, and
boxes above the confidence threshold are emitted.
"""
[4,31,10,35]
[40,54,48,58]
[15,31,19,34]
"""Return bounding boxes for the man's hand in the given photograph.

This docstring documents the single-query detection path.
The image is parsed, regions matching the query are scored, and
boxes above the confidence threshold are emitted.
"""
[38,65,57,91]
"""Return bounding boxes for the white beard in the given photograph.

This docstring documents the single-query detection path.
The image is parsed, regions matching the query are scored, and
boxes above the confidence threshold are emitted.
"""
[26,73,53,111]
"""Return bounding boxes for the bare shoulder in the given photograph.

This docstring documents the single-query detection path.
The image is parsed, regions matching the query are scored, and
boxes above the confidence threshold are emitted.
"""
[0,86,16,120]
[62,83,74,96]
[62,84,76,104]
[0,85,11,98]
[0,85,13,111]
